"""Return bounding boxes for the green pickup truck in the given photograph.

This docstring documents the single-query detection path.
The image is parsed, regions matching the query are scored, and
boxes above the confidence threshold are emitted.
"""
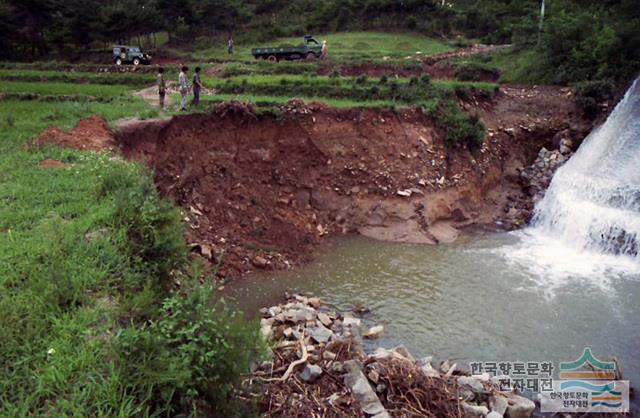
[252,35,323,62]
[112,45,152,66]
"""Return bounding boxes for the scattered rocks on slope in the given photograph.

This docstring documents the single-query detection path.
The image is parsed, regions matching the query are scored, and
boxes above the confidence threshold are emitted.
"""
[520,146,573,203]
[253,293,538,418]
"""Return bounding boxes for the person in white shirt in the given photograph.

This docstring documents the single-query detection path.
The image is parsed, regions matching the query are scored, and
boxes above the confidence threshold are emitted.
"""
[178,66,189,111]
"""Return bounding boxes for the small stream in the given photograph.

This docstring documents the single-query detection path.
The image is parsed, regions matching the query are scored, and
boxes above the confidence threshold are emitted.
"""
[225,231,640,391]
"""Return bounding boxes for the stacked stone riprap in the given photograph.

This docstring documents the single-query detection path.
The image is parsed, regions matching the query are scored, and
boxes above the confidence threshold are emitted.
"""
[254,293,537,418]
[521,138,574,204]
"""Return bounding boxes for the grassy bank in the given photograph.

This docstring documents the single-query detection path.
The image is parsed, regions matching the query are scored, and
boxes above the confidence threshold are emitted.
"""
[205,74,493,147]
[0,81,134,97]
[0,81,264,416]
[0,69,156,86]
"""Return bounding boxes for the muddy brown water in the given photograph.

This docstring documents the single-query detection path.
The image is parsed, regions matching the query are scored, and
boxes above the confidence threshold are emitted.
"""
[224,231,640,404]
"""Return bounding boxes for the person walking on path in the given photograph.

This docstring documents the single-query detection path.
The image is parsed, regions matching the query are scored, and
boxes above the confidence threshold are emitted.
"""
[178,66,189,111]
[192,67,203,106]
[227,35,234,55]
[157,67,167,109]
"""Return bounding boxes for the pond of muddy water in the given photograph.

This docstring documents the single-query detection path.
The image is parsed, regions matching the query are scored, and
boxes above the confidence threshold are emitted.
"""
[225,231,640,397]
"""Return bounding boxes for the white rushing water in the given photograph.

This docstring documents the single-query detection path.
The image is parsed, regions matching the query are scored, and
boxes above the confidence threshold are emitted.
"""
[507,77,640,283]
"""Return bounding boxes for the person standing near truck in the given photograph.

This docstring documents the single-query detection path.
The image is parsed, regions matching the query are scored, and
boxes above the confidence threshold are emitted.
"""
[321,40,328,59]
[228,35,234,55]
[192,67,203,106]
[157,67,166,109]
[178,66,189,111]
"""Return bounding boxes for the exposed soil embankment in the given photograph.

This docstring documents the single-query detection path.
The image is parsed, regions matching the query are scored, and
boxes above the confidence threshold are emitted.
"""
[110,87,589,279]
[33,85,590,279]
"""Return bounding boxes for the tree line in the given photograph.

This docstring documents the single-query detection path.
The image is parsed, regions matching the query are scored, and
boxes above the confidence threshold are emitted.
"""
[0,0,637,86]
[0,0,551,58]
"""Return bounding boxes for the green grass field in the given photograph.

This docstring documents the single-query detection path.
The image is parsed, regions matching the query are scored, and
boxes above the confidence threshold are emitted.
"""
[0,99,156,416]
[0,70,263,416]
[0,80,135,97]
[0,69,156,86]
[180,92,402,109]
[449,46,542,84]
[191,31,453,62]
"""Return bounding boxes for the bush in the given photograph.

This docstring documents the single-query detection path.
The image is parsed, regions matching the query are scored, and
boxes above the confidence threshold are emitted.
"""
[116,279,265,416]
[574,79,615,103]
[5,113,14,128]
[454,62,500,82]
[574,79,615,119]
[355,74,368,85]
[428,100,486,149]
[406,16,418,31]
[98,165,186,281]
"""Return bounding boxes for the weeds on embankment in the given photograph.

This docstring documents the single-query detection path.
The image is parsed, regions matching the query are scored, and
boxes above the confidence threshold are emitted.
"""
[0,100,265,417]
[206,74,492,147]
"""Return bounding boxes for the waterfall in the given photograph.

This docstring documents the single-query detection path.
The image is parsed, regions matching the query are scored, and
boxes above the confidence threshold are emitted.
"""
[531,77,640,261]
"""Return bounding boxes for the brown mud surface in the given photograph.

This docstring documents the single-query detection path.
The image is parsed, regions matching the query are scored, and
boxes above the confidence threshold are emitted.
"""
[33,85,591,280]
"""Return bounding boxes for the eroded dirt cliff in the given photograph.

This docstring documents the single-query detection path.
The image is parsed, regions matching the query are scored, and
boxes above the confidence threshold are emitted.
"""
[109,87,590,279]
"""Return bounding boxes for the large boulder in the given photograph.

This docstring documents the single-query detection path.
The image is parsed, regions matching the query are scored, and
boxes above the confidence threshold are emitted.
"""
[308,324,333,344]
[300,363,323,383]
[344,360,391,418]
[505,393,535,418]
[463,402,489,417]
[282,307,316,323]
[364,325,385,339]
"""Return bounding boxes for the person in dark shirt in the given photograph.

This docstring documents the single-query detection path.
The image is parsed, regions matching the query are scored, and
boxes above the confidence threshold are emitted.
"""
[157,67,166,109]
[192,67,203,106]
[227,36,234,55]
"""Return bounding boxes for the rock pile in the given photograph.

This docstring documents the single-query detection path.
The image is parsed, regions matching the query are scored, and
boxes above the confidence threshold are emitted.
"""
[520,140,574,203]
[255,294,537,418]
[280,99,326,114]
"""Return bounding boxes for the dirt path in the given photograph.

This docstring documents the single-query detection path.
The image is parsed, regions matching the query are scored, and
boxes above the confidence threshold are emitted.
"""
[134,82,217,109]
[134,85,172,108]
